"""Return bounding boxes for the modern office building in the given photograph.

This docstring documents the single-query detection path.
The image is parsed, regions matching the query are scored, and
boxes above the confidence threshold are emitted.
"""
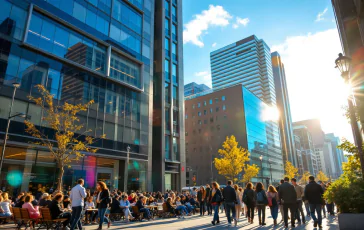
[293,119,326,148]
[292,125,318,175]
[210,35,276,106]
[0,0,185,195]
[325,133,345,178]
[293,135,304,175]
[271,51,297,167]
[314,148,328,175]
[184,82,210,97]
[184,84,284,186]
[323,140,338,179]
[332,0,364,134]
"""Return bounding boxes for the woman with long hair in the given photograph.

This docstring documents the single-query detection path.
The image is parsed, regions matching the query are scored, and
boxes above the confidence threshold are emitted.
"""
[22,195,41,219]
[197,186,206,215]
[242,182,256,224]
[210,182,222,226]
[267,185,279,225]
[234,185,243,221]
[255,182,268,226]
[96,181,111,230]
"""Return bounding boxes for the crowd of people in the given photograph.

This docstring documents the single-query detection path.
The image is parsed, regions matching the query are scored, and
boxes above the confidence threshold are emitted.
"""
[0,175,334,229]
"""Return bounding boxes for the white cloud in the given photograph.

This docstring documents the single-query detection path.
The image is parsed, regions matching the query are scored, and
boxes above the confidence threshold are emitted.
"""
[232,17,250,29]
[212,42,217,47]
[271,29,353,142]
[316,8,328,22]
[194,71,212,87]
[183,5,232,47]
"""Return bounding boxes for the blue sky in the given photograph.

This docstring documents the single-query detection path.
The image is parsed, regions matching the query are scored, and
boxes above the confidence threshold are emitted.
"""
[182,0,354,141]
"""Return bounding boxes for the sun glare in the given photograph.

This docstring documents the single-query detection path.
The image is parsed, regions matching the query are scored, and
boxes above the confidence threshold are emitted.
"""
[262,104,280,121]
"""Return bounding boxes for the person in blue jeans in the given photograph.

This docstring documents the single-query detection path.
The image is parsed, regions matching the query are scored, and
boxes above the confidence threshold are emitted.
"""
[175,196,189,216]
[210,182,222,225]
[267,185,279,226]
[304,176,324,229]
[222,180,237,227]
[136,196,152,220]
[96,181,111,230]
[70,179,87,230]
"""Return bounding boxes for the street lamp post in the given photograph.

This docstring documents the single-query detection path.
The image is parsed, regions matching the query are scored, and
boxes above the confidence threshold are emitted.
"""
[335,53,364,177]
[127,145,131,164]
[268,158,273,184]
[124,145,131,192]
[0,82,22,176]
[259,155,263,183]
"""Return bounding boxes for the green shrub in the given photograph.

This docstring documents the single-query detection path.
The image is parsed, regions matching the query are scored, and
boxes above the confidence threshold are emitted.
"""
[324,177,364,213]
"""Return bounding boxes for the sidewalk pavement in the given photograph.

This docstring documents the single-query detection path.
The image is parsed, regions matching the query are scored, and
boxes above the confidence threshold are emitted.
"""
[0,211,339,229]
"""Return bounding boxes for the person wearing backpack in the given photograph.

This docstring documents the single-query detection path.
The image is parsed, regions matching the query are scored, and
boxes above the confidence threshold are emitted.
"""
[242,182,256,224]
[255,182,268,226]
[267,185,279,226]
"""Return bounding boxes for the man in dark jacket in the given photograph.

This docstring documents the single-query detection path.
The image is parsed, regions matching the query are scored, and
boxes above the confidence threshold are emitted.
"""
[49,193,71,230]
[304,176,324,229]
[222,180,237,227]
[278,177,297,228]
[205,184,212,215]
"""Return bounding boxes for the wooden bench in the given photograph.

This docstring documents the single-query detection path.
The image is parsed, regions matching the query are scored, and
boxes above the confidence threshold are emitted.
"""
[159,203,175,218]
[12,208,37,230]
[131,206,143,221]
[39,208,68,230]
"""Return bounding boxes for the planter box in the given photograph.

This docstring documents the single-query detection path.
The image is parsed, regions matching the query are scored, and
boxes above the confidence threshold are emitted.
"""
[338,213,364,230]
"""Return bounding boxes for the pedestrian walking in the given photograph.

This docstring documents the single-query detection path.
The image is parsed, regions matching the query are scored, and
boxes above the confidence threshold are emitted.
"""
[255,182,268,226]
[233,185,243,221]
[210,182,222,226]
[276,179,287,222]
[197,186,206,215]
[304,176,324,229]
[222,180,237,227]
[242,182,256,224]
[96,181,111,230]
[205,184,212,215]
[318,181,327,218]
[278,177,297,228]
[70,179,87,230]
[292,178,306,224]
[267,185,279,226]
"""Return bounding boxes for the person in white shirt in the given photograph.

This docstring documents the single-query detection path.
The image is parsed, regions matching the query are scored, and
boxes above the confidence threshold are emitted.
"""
[69,179,87,230]
[0,196,11,217]
[85,196,96,224]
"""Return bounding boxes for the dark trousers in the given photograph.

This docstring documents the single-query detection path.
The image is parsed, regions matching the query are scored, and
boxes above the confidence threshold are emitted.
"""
[224,202,236,224]
[283,203,296,226]
[212,204,220,223]
[199,200,206,215]
[140,208,151,219]
[58,212,71,227]
[295,200,306,222]
[246,205,255,220]
[70,206,83,230]
[206,202,212,215]
[310,204,322,225]
[257,205,266,223]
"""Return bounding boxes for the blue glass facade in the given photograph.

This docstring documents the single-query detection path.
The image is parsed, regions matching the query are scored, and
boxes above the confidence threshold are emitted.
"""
[242,87,283,184]
[0,0,166,193]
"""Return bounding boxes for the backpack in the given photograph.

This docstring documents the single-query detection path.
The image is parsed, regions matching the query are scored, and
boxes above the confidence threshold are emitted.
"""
[257,191,268,205]
[267,193,278,207]
[243,190,255,205]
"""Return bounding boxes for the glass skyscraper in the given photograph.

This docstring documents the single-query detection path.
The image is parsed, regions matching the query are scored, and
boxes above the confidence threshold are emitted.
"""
[271,51,297,167]
[184,82,210,97]
[0,0,184,194]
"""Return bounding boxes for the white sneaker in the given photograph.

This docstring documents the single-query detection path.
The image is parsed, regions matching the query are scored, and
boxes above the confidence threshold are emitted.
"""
[228,223,232,226]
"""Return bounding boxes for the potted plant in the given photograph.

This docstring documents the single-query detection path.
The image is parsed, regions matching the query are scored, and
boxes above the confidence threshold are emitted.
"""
[324,140,364,230]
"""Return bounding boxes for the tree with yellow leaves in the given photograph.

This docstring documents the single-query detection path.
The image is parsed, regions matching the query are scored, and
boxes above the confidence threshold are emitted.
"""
[284,161,299,179]
[24,85,105,192]
[241,164,260,183]
[300,171,311,185]
[316,171,329,182]
[214,135,250,182]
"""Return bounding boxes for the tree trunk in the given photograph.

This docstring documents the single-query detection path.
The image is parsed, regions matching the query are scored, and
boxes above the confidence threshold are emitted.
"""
[57,164,64,194]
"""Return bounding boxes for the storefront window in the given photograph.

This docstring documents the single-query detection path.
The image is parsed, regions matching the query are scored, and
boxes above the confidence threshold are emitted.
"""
[127,160,146,192]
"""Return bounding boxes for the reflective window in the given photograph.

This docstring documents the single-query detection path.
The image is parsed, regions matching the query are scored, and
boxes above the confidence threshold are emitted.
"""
[172,5,177,22]
[165,59,170,81]
[113,0,142,34]
[209,99,213,104]
[222,96,226,101]
[165,135,171,160]
[27,12,107,73]
[172,24,177,41]
[109,22,141,55]
[223,105,226,110]
[172,43,177,62]
[197,102,200,108]
[110,52,142,89]
[173,110,178,133]
[173,137,179,161]
[173,86,178,106]
[73,2,87,22]
[165,0,170,16]
[165,82,170,103]
[0,0,27,41]
[165,38,170,57]
[126,0,143,9]
[172,64,177,85]
[198,112,201,116]
[165,108,170,131]
[165,18,170,35]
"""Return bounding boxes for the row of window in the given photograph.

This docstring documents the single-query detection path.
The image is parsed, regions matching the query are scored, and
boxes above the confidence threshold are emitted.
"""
[165,135,179,161]
[112,0,142,35]
[186,106,226,119]
[191,96,226,109]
